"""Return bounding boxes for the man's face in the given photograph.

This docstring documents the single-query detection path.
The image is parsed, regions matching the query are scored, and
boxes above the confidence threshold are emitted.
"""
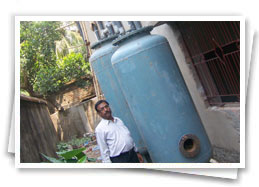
[97,102,112,120]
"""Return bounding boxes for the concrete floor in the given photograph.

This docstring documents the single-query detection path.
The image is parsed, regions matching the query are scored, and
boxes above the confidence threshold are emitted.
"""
[212,146,240,163]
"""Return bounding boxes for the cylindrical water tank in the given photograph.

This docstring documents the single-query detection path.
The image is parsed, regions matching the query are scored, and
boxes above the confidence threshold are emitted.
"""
[111,26,212,163]
[89,35,148,154]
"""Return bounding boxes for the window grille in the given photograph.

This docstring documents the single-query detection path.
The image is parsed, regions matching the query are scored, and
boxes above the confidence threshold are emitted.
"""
[176,21,240,105]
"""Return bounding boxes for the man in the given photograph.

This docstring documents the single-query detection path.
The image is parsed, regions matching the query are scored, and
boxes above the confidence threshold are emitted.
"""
[95,100,144,163]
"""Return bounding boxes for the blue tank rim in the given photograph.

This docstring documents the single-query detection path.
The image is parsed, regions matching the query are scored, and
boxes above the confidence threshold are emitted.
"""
[90,34,119,50]
[112,26,154,46]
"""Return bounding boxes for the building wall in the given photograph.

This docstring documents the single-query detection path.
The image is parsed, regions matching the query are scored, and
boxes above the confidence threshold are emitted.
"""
[20,96,59,163]
[47,78,95,113]
[51,97,101,141]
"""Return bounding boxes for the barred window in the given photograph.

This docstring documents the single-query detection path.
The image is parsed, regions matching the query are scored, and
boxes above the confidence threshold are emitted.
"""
[176,21,240,106]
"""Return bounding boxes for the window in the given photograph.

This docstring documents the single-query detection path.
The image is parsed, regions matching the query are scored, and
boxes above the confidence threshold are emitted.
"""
[176,21,240,105]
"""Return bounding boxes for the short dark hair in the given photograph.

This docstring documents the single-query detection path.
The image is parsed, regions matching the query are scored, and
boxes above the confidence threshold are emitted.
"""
[95,100,109,112]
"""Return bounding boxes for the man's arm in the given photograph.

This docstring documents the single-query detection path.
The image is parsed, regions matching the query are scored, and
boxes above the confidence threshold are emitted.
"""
[132,143,144,163]
[132,142,138,152]
[95,130,112,163]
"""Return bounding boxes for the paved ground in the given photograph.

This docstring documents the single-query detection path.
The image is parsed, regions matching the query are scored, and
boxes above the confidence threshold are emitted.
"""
[82,138,102,163]
[81,134,240,163]
[212,146,240,163]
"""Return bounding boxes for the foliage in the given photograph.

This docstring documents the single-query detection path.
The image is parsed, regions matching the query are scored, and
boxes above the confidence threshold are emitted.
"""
[20,21,91,97]
[57,136,91,152]
[56,142,72,152]
[56,30,88,60]
[67,136,91,148]
[20,21,64,95]
[41,147,87,163]
[87,158,97,162]
[41,154,65,163]
[43,136,99,163]
[33,52,91,95]
[21,90,30,96]
[59,52,91,83]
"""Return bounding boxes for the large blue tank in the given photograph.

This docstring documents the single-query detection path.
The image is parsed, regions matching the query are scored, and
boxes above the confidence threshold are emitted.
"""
[111,26,212,163]
[89,35,148,154]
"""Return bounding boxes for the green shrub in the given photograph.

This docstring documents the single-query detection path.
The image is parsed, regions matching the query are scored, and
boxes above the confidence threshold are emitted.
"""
[41,147,87,163]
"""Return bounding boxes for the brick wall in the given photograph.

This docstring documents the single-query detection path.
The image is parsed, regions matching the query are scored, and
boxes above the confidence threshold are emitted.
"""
[47,78,96,113]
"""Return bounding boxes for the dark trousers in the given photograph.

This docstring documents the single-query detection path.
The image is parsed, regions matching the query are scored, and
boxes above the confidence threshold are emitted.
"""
[110,148,140,163]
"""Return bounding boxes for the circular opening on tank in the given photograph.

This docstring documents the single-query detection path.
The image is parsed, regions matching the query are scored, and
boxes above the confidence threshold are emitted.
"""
[183,138,195,152]
[179,134,200,158]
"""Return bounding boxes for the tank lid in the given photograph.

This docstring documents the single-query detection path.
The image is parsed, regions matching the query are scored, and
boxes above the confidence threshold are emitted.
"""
[112,26,154,46]
[91,34,119,49]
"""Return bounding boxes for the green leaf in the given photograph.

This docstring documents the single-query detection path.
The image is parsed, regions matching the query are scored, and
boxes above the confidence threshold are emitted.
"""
[41,153,64,163]
[75,152,86,160]
[77,155,87,163]
[57,147,86,160]
[66,159,78,163]
[87,158,97,162]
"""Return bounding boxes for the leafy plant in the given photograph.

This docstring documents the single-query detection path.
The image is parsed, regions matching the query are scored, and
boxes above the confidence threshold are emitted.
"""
[32,52,91,95]
[56,142,71,152]
[41,147,87,163]
[20,21,92,98]
[20,21,65,96]
[67,136,91,148]
[87,158,97,162]
[55,30,87,60]
[56,136,91,152]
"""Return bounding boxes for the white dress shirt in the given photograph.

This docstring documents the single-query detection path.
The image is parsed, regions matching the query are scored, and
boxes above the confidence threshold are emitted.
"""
[95,117,138,163]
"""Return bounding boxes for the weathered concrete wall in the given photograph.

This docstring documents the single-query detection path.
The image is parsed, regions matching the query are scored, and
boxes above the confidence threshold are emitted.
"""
[20,96,59,163]
[47,78,95,113]
[150,23,240,154]
[82,97,102,130]
[51,97,101,141]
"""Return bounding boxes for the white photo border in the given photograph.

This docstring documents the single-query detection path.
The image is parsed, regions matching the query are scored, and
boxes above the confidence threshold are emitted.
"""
[15,16,245,168]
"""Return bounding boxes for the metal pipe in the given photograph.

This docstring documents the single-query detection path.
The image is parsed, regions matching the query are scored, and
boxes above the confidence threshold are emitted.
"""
[128,21,136,31]
[90,21,101,41]
[112,21,125,34]
[116,21,123,28]
[75,21,85,41]
[97,21,105,30]
[133,21,142,29]
[112,21,120,34]
[117,21,125,34]
[97,21,108,39]
[105,21,115,36]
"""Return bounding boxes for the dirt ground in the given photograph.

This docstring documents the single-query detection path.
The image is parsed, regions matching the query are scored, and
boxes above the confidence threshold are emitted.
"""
[83,139,102,163]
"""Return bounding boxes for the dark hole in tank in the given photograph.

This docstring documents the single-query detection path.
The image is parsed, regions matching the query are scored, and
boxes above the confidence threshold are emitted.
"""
[183,138,195,152]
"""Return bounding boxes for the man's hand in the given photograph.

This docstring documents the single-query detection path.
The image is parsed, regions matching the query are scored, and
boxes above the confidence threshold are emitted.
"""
[137,153,144,163]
